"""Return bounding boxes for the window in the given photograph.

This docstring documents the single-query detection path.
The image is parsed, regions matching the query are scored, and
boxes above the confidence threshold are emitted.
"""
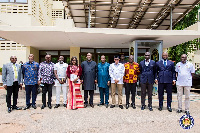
[0,0,28,3]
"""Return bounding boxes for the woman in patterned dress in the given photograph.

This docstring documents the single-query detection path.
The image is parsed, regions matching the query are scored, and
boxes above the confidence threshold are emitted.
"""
[66,56,84,109]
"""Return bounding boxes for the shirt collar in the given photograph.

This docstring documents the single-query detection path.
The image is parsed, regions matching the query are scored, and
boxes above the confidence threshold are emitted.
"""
[145,59,150,62]
[28,61,34,64]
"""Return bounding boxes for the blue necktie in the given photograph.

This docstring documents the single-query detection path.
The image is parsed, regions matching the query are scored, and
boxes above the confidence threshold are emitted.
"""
[164,61,166,67]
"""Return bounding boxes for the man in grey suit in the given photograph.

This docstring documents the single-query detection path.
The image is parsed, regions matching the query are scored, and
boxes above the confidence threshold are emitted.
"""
[2,55,23,113]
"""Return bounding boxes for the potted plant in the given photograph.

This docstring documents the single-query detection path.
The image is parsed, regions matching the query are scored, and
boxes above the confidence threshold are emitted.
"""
[0,67,2,75]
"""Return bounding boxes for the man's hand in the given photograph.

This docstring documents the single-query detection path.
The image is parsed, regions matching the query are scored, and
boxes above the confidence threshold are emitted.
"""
[19,84,23,90]
[38,81,41,86]
[114,79,119,84]
[3,85,7,90]
[95,80,97,84]
[107,81,110,86]
[173,81,176,85]
[58,80,63,84]
[155,79,158,84]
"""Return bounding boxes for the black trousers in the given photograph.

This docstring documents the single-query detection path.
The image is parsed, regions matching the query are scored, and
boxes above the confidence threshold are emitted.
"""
[141,82,153,107]
[84,90,94,105]
[6,81,19,108]
[158,83,172,107]
[25,84,37,106]
[42,83,53,106]
[125,83,136,105]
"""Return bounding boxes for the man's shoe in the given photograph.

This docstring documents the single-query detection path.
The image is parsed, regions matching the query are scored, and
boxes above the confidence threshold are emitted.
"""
[8,107,12,113]
[84,104,87,108]
[63,104,67,107]
[177,110,182,113]
[90,104,94,108]
[149,106,153,111]
[105,104,108,108]
[158,106,163,111]
[97,103,104,106]
[110,105,115,108]
[41,105,46,109]
[167,107,172,112]
[141,105,145,110]
[54,104,60,108]
[119,105,123,109]
[185,111,190,115]
[12,106,22,110]
[131,104,136,109]
[48,105,52,109]
[126,104,129,109]
[24,105,31,110]
[32,105,37,109]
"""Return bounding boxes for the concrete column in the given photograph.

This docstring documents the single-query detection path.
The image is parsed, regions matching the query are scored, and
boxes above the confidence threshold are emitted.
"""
[26,46,39,63]
[70,47,80,61]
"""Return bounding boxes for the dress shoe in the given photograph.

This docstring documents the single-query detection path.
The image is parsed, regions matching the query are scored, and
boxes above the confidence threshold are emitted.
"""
[167,107,172,112]
[131,104,136,109]
[8,107,12,113]
[110,105,115,108]
[126,104,129,109]
[41,105,46,109]
[54,104,60,108]
[185,111,190,115]
[141,105,145,110]
[32,105,37,109]
[149,106,153,111]
[90,104,94,108]
[105,104,108,108]
[48,105,52,109]
[177,110,182,113]
[119,105,123,109]
[12,106,22,110]
[97,103,104,106]
[63,104,67,107]
[84,104,87,108]
[158,106,163,111]
[24,105,31,110]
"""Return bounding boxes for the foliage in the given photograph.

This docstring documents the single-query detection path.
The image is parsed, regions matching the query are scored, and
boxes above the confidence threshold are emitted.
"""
[168,4,200,63]
[137,56,145,63]
[0,67,2,72]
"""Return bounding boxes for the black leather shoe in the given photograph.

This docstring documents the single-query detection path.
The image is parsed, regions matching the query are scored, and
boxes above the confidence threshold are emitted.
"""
[141,105,145,110]
[41,105,46,109]
[126,104,129,109]
[110,105,115,108]
[177,110,182,113]
[90,104,94,108]
[24,105,31,110]
[84,104,87,108]
[63,104,67,107]
[167,107,172,112]
[12,106,22,110]
[97,103,104,106]
[149,106,153,111]
[54,104,60,108]
[8,107,12,113]
[105,104,108,108]
[158,106,163,111]
[48,105,52,109]
[131,104,136,109]
[185,111,190,115]
[119,105,123,109]
[32,105,37,109]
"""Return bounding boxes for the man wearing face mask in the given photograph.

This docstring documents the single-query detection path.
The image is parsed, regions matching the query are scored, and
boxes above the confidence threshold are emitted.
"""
[22,54,39,110]
[54,56,68,108]
[175,54,195,115]
[2,55,23,113]
[155,52,176,112]
[38,54,55,109]
[139,52,156,111]
[81,53,97,108]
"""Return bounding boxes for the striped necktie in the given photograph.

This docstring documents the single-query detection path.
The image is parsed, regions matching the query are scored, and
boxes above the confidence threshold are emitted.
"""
[13,64,18,79]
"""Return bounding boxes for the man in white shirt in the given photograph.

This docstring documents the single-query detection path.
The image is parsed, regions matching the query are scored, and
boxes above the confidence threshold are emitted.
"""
[54,56,68,108]
[175,54,195,115]
[109,55,125,109]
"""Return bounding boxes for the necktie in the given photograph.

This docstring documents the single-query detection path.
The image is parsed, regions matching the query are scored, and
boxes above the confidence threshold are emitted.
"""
[164,61,166,67]
[13,64,18,79]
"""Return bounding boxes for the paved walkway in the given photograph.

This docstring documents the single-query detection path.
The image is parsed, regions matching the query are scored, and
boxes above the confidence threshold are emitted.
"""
[0,88,200,133]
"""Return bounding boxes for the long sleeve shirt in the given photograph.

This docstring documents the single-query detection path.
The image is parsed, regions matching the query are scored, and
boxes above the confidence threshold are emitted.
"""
[97,62,110,88]
[124,62,140,83]
[109,63,125,84]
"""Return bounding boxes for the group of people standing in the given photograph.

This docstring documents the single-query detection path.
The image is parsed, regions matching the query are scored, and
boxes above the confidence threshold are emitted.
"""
[2,52,195,116]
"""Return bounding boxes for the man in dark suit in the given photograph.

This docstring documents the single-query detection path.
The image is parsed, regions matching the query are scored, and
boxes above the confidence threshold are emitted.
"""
[139,52,156,111]
[155,52,176,112]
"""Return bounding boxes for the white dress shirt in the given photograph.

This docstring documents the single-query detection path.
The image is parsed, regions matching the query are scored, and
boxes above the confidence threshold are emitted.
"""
[175,61,195,86]
[145,59,150,66]
[109,63,125,84]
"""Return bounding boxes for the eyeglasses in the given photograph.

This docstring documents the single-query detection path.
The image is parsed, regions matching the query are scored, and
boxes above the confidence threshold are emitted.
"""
[114,59,119,60]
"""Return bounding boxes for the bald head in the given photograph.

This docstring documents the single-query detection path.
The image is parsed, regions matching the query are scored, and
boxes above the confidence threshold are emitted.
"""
[181,54,187,64]
[10,55,17,64]
[162,52,168,60]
